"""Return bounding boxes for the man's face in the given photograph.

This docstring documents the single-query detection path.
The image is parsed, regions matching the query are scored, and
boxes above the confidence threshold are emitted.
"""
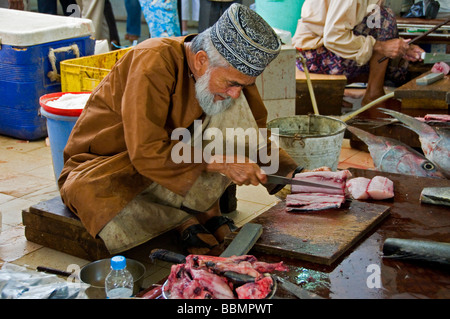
[195,65,256,116]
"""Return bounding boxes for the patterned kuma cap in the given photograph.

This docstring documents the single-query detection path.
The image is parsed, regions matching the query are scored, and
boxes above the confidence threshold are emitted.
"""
[210,3,281,77]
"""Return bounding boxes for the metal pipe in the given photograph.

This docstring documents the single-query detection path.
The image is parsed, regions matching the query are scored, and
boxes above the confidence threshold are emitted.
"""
[340,91,395,122]
[298,52,320,115]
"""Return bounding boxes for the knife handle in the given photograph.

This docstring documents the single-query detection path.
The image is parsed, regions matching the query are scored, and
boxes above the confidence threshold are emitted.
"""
[149,249,186,264]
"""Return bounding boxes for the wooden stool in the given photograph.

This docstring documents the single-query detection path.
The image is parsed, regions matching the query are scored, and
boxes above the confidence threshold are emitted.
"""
[22,191,238,261]
[22,196,110,261]
[295,68,347,115]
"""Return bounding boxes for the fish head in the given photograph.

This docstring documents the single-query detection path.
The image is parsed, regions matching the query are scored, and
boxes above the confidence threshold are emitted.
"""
[393,149,445,178]
[347,125,446,178]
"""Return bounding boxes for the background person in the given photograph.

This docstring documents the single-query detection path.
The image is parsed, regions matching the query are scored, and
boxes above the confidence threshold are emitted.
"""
[181,0,199,35]
[292,0,424,106]
[198,0,242,32]
[124,0,142,43]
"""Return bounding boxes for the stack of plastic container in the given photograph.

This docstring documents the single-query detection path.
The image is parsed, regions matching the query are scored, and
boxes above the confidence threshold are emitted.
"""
[0,8,95,140]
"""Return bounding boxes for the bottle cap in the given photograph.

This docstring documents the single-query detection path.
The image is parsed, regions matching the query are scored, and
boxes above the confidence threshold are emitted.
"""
[110,255,127,270]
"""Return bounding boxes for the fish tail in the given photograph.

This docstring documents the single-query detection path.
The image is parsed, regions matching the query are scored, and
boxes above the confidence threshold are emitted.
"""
[347,126,385,146]
[378,108,438,138]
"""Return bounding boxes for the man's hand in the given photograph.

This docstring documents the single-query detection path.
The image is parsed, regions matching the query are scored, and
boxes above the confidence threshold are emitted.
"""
[9,0,24,10]
[374,39,424,62]
[404,44,424,62]
[206,154,267,186]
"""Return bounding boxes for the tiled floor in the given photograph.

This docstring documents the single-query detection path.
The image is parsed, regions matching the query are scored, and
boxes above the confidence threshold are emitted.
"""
[0,13,375,296]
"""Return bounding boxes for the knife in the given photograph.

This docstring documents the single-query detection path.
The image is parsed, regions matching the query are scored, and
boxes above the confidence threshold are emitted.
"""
[274,275,324,299]
[266,174,341,190]
[378,17,450,63]
[421,52,450,64]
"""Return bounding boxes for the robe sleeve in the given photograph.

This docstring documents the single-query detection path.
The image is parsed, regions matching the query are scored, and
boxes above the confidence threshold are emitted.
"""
[121,48,206,197]
[243,85,298,192]
[323,0,377,66]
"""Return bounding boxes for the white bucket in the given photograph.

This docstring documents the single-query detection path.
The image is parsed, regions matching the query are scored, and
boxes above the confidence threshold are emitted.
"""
[267,115,347,171]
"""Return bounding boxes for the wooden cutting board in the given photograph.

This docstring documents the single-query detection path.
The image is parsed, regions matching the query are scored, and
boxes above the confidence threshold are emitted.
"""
[226,198,390,265]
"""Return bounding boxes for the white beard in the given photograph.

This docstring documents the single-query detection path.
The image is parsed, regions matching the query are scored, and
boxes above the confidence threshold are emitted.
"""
[195,69,234,116]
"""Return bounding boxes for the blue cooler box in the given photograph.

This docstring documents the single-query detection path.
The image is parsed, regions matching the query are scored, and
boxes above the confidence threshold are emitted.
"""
[0,9,95,140]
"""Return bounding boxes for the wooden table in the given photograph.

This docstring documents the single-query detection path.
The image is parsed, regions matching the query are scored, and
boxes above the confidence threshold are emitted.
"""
[252,169,450,299]
[142,169,450,299]
[395,71,450,109]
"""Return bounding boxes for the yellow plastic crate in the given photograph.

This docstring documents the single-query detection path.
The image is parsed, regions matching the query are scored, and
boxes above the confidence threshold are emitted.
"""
[61,47,132,92]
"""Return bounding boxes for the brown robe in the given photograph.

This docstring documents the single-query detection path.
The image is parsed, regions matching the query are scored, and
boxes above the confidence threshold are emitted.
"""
[58,35,297,238]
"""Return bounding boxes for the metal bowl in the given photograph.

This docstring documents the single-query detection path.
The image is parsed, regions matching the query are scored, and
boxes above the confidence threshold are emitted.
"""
[79,258,146,299]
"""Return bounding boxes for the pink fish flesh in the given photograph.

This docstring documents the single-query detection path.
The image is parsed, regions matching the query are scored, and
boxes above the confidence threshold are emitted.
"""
[346,176,394,200]
[423,114,450,122]
[236,276,274,299]
[291,170,352,195]
[366,176,394,200]
[431,62,450,75]
[346,177,371,200]
[165,254,288,299]
[286,170,351,211]
[286,193,346,211]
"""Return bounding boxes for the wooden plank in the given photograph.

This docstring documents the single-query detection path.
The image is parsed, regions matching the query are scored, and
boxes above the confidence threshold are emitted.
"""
[225,200,390,265]
[395,71,450,109]
[24,226,110,261]
[220,223,262,257]
[295,69,347,115]
[400,98,448,109]
[296,68,347,81]
[22,196,110,261]
[28,196,82,227]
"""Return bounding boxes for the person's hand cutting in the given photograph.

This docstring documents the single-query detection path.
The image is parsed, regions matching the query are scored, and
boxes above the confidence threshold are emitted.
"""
[206,154,267,186]
[374,38,424,62]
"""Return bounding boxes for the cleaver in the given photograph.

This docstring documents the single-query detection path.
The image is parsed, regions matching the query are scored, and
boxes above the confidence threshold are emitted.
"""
[149,223,263,263]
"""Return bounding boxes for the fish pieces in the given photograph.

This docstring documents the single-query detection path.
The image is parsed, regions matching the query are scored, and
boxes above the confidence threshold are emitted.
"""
[164,254,287,299]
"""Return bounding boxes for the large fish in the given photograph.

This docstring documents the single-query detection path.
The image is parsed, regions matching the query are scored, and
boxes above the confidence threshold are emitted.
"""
[347,126,445,178]
[379,108,450,178]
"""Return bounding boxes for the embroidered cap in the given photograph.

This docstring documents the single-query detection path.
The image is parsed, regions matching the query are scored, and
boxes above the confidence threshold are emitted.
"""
[210,3,281,77]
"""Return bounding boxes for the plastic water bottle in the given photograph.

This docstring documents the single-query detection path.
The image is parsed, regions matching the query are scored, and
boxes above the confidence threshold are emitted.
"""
[105,256,134,299]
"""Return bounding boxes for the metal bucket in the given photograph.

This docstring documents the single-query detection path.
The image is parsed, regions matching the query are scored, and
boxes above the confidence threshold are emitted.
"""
[267,115,347,171]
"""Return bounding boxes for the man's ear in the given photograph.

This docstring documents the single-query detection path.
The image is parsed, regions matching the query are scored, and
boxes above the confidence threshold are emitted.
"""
[193,50,209,75]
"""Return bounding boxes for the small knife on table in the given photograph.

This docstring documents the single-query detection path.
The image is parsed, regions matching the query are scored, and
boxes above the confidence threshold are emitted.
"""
[266,174,341,190]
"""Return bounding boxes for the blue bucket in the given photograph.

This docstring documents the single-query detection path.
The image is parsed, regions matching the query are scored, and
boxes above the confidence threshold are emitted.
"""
[40,107,79,183]
[255,0,305,36]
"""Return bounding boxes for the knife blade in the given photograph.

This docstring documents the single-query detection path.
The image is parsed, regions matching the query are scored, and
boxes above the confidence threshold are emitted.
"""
[274,275,324,299]
[266,174,341,190]
[220,223,263,257]
[421,52,450,64]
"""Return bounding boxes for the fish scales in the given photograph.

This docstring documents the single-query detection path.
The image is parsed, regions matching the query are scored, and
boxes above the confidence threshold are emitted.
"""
[379,108,450,178]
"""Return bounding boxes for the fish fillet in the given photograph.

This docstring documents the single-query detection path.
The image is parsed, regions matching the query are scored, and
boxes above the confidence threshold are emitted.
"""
[366,176,394,200]
[346,177,371,200]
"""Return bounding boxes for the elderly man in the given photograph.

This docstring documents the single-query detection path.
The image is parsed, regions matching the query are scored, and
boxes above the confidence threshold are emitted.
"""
[59,4,299,255]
